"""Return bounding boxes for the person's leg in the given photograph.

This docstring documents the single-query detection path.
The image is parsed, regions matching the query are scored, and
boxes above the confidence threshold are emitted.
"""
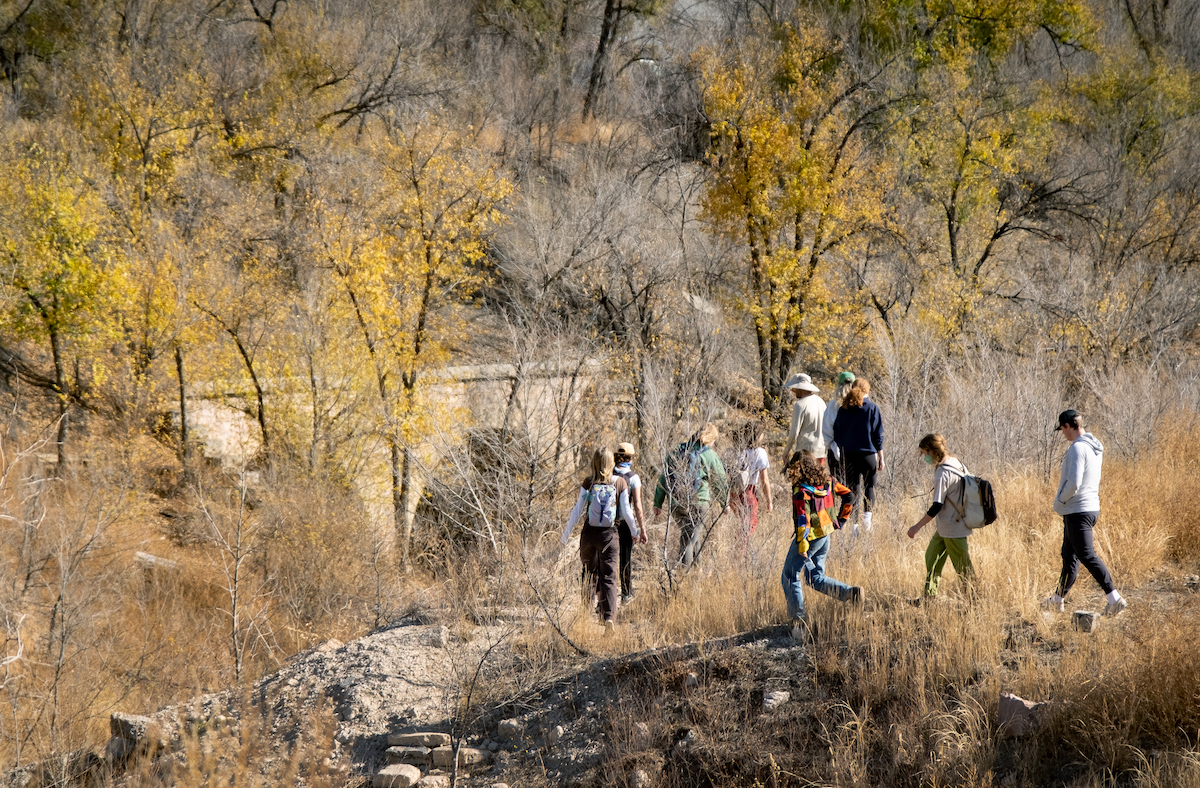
[1056,517,1083,598]
[596,528,620,622]
[579,528,599,610]
[675,506,696,568]
[924,532,950,596]
[745,487,760,537]
[803,534,853,600]
[827,449,844,485]
[617,522,634,597]
[943,537,976,593]
[780,536,807,620]
[860,453,879,526]
[682,503,711,567]
[844,454,865,524]
[1064,512,1115,594]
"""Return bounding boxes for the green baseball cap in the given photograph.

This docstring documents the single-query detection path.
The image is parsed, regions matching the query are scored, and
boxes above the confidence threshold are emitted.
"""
[837,371,856,385]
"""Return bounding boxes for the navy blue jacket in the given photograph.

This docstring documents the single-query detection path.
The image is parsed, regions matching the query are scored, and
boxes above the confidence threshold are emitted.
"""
[832,399,884,453]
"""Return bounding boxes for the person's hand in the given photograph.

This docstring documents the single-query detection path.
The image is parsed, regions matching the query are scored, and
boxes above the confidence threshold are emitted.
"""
[765,502,774,514]
[906,523,922,539]
[878,453,886,472]
[637,531,648,544]
[652,507,663,522]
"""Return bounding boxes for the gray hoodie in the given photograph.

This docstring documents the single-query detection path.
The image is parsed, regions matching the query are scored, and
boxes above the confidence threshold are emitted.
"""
[1054,432,1104,515]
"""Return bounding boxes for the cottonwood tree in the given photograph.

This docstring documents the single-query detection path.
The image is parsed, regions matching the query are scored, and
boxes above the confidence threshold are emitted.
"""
[698,14,893,409]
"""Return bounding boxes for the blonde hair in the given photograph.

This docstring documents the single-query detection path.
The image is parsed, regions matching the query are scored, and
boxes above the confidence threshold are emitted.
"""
[842,378,870,408]
[918,433,949,463]
[585,447,615,488]
[695,422,719,447]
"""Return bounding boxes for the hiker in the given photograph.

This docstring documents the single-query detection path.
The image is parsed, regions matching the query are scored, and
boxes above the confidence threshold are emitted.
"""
[832,377,885,534]
[729,419,773,544]
[782,450,862,638]
[906,434,976,598]
[1042,410,1127,616]
[822,371,856,482]
[782,373,826,463]
[652,422,730,569]
[612,441,648,604]
[561,447,639,630]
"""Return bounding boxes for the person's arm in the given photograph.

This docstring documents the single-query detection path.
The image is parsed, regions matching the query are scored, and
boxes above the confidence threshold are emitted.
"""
[907,511,933,539]
[1057,446,1082,506]
[834,481,853,524]
[630,476,648,542]
[782,401,800,461]
[617,484,638,540]
[561,488,588,545]
[794,490,810,555]
[653,471,668,515]
[872,403,885,471]
[909,467,949,537]
[760,466,773,513]
[709,452,730,509]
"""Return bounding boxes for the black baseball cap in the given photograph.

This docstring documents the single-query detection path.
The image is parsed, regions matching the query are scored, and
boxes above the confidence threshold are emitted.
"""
[1054,409,1080,431]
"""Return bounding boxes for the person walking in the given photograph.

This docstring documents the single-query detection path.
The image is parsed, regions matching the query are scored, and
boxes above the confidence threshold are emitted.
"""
[822,371,856,482]
[1042,410,1127,616]
[729,419,773,546]
[561,448,638,631]
[782,373,826,463]
[653,423,730,570]
[612,441,647,604]
[906,434,976,598]
[782,450,862,639]
[832,377,885,534]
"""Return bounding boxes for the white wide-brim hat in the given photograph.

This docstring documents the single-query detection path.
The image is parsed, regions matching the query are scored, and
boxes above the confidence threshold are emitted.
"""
[784,373,820,393]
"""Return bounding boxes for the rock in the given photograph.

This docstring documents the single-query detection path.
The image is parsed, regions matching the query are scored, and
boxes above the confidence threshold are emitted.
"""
[336,730,353,744]
[420,626,451,648]
[683,672,699,689]
[488,784,511,788]
[673,729,697,752]
[487,741,499,752]
[286,677,299,687]
[1184,574,1199,589]
[763,690,791,712]
[385,746,431,766]
[373,763,421,788]
[546,725,565,745]
[497,718,523,740]
[389,732,451,748]
[633,722,653,749]
[417,777,450,788]
[105,736,135,763]
[317,639,343,652]
[999,692,1049,738]
[110,713,157,742]
[1073,610,1101,633]
[632,769,652,788]
[431,746,492,768]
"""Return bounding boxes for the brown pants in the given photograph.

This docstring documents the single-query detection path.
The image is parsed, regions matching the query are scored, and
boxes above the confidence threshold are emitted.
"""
[579,525,620,622]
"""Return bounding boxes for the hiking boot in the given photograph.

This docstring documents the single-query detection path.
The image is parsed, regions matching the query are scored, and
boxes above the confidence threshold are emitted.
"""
[1104,597,1128,617]
[848,586,865,605]
[1041,595,1065,613]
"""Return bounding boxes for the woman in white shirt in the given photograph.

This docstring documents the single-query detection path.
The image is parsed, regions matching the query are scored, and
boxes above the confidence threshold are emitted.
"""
[730,420,773,545]
[906,434,976,599]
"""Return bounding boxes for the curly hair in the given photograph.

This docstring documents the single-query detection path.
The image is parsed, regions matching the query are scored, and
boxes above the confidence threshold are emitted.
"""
[786,450,830,487]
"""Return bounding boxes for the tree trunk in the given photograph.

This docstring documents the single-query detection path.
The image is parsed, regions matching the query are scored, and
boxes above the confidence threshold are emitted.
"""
[582,0,619,119]
[175,345,191,478]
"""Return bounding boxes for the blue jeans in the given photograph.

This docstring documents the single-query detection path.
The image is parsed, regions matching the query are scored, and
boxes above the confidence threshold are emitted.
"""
[781,534,853,619]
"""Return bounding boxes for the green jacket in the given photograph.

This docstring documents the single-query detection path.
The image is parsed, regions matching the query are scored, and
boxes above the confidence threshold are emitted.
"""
[653,442,730,510]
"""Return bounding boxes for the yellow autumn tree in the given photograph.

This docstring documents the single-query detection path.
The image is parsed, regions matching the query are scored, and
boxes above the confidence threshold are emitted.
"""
[306,122,512,566]
[698,16,890,409]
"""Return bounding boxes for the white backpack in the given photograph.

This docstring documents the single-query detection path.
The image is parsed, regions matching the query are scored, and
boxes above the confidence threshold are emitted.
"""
[938,462,993,530]
[585,482,617,528]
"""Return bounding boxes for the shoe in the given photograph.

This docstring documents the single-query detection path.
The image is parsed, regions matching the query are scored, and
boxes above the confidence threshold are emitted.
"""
[620,592,635,605]
[848,586,865,604]
[850,524,860,536]
[603,619,616,634]
[789,618,808,643]
[1104,597,1128,617]
[1041,595,1065,613]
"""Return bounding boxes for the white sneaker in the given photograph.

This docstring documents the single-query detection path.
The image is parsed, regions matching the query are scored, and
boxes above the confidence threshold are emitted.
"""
[1041,595,1065,612]
[1104,597,1128,617]
[789,619,808,643]
[603,619,616,634]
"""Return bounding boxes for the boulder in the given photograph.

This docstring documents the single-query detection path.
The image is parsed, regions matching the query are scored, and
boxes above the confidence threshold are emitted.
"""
[496,718,522,740]
[683,672,699,689]
[385,746,431,766]
[546,725,565,745]
[373,764,421,788]
[389,732,451,748]
[1073,610,1101,633]
[420,626,450,648]
[417,777,450,788]
[762,690,791,712]
[431,746,491,768]
[998,692,1049,738]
